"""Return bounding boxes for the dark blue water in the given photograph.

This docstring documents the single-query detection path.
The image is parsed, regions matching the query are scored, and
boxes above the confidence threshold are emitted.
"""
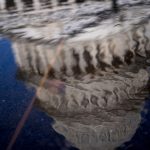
[0,37,150,150]
[0,38,78,150]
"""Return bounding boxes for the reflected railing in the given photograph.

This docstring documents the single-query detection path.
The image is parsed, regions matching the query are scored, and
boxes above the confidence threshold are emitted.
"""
[0,0,150,150]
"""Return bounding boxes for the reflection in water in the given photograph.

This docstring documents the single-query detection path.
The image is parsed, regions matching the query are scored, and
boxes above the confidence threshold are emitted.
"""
[0,38,77,150]
[11,36,150,150]
[116,97,150,150]
[0,0,150,150]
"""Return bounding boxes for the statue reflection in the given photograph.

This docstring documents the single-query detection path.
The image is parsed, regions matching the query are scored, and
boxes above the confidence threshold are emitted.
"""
[11,38,149,150]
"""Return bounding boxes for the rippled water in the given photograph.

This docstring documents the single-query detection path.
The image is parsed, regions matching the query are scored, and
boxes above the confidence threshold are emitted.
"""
[0,1,150,150]
[0,37,150,150]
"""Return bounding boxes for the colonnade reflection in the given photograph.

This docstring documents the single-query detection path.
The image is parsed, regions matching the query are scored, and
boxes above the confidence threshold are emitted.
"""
[11,38,150,150]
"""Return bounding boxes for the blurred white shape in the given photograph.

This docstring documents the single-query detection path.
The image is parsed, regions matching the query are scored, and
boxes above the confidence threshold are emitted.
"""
[0,0,5,10]
[33,0,41,10]
[51,0,58,7]
[14,0,24,11]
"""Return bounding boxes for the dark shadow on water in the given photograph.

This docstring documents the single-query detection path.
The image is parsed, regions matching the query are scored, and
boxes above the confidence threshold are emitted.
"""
[0,38,78,150]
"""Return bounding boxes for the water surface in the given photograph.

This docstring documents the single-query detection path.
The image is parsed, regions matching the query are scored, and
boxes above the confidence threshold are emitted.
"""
[0,22,150,150]
[0,37,77,150]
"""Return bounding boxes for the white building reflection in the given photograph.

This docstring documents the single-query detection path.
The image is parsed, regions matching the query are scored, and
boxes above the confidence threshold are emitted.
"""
[0,0,150,149]
[11,38,149,150]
